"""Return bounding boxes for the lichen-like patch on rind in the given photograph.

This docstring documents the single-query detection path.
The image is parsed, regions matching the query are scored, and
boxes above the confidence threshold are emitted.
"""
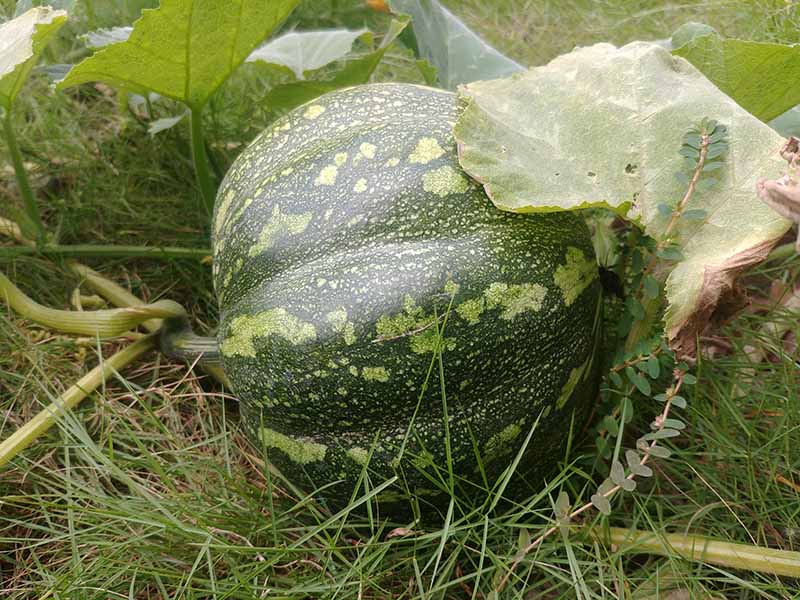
[422,165,469,197]
[314,164,338,186]
[362,366,390,382]
[249,205,313,257]
[375,295,455,354]
[221,308,317,357]
[484,419,524,461]
[408,137,445,164]
[326,307,356,345]
[303,104,325,120]
[347,446,370,466]
[260,427,326,464]
[554,247,598,306]
[484,282,547,320]
[456,297,485,325]
[557,356,590,409]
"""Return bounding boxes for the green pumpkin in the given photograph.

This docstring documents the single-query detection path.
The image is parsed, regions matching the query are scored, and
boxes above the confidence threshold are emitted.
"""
[212,83,602,511]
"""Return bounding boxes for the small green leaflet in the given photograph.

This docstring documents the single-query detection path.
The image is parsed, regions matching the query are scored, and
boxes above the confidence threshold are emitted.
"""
[673,33,800,122]
[57,0,300,109]
[0,7,67,110]
[454,42,792,354]
[247,29,369,80]
[388,0,523,90]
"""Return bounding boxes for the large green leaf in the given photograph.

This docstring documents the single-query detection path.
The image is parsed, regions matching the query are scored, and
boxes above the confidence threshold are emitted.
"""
[454,42,792,352]
[388,0,522,90]
[0,7,67,110]
[263,18,406,114]
[247,28,368,80]
[673,33,800,122]
[57,0,299,109]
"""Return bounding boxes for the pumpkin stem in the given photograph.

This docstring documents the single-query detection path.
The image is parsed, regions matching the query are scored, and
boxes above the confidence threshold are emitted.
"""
[158,316,224,372]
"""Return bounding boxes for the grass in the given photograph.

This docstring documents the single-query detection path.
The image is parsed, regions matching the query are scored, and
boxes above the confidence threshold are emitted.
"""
[2,0,800,597]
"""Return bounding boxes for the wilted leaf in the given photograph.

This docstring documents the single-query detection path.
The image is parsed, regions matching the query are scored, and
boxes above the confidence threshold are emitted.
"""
[81,26,131,48]
[57,0,299,109]
[264,18,406,113]
[247,28,368,79]
[388,0,522,90]
[673,33,800,122]
[0,7,67,110]
[454,42,792,356]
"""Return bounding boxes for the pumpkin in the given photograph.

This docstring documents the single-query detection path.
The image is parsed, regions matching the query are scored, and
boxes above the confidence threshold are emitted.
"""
[211,83,602,511]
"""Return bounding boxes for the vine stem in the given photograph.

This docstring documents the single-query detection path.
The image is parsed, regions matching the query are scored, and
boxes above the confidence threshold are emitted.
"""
[3,109,44,243]
[0,334,156,468]
[189,105,216,216]
[494,374,685,594]
[0,244,211,260]
[625,130,711,351]
[0,270,186,337]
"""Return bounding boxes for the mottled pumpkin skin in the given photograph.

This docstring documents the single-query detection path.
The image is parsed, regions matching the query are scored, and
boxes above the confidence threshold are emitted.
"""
[212,83,601,511]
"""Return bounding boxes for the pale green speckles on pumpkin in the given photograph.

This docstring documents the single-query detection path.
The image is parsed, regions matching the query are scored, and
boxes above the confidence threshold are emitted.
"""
[557,354,592,409]
[326,307,356,345]
[259,427,326,464]
[456,297,485,325]
[422,165,469,198]
[334,152,348,166]
[353,178,368,193]
[214,188,237,236]
[347,446,370,466]
[248,204,313,256]
[303,104,325,120]
[221,308,316,358]
[554,246,598,306]
[362,366,390,382]
[314,164,338,186]
[408,137,445,164]
[348,366,359,377]
[484,282,547,320]
[337,387,348,396]
[484,419,524,461]
[384,157,400,167]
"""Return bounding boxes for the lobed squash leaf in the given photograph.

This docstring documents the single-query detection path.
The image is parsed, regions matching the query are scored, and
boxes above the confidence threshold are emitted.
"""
[0,7,67,110]
[387,0,523,90]
[454,42,792,355]
[247,28,370,80]
[57,0,300,110]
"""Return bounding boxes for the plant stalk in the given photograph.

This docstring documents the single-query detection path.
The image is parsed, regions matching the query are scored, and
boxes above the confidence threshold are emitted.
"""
[3,109,44,243]
[189,105,216,216]
[0,244,210,260]
[0,334,156,468]
[601,526,800,578]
